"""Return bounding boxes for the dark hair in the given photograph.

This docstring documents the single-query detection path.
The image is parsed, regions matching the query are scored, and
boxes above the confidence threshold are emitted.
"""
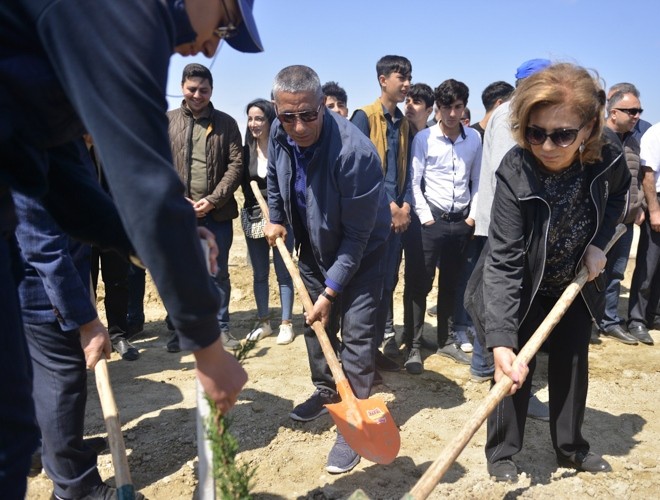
[462,107,471,121]
[376,55,412,80]
[244,98,275,148]
[434,79,469,107]
[511,63,606,165]
[181,63,213,88]
[606,83,640,113]
[481,81,515,111]
[407,83,434,108]
[322,81,348,105]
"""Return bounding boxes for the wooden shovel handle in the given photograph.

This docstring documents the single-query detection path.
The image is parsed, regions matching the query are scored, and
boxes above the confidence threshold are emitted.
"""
[250,181,348,387]
[405,224,627,500]
[95,358,135,499]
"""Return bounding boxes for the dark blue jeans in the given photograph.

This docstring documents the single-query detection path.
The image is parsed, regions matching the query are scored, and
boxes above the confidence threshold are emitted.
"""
[628,209,660,327]
[198,217,233,331]
[454,235,486,330]
[298,238,385,399]
[375,231,400,345]
[24,321,103,498]
[600,222,634,330]
[0,228,39,500]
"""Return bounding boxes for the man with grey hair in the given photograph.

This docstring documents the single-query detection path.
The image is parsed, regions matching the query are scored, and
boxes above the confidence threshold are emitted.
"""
[594,84,647,344]
[265,65,391,474]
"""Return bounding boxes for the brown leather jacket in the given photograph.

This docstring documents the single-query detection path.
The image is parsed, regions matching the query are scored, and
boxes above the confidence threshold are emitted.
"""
[167,101,243,221]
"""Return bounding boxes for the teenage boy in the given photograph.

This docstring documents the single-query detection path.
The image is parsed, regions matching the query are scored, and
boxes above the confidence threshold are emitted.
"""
[351,55,412,373]
[323,81,349,117]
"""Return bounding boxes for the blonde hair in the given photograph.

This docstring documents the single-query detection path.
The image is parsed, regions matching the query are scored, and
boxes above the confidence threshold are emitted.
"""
[511,63,607,165]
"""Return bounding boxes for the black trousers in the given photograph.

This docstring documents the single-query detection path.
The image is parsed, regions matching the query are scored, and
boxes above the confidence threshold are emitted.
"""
[485,294,592,463]
[90,247,128,340]
[405,216,472,348]
[628,205,660,327]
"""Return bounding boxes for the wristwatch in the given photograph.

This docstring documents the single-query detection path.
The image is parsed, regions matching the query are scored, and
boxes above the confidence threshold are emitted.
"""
[321,290,336,304]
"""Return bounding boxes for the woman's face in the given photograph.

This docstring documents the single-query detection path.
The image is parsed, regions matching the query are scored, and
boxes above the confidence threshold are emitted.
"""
[248,106,269,140]
[527,104,594,173]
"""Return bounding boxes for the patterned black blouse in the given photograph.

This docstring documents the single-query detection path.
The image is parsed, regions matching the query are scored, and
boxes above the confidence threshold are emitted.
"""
[537,161,595,297]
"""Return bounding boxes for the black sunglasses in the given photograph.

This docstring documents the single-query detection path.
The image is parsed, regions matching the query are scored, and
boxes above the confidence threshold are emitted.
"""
[525,125,583,148]
[277,103,323,124]
[614,108,643,117]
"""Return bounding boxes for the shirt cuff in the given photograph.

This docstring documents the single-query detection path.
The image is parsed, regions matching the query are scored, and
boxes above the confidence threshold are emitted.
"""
[324,278,343,294]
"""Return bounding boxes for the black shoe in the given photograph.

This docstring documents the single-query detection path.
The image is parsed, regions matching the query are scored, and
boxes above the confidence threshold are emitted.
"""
[373,370,383,386]
[113,339,140,361]
[487,458,518,482]
[290,388,340,422]
[557,450,612,473]
[628,324,654,345]
[436,343,470,365]
[51,483,145,500]
[375,350,400,372]
[382,336,400,358]
[601,324,638,345]
[652,317,660,330]
[427,305,437,317]
[527,394,549,421]
[404,348,423,375]
[166,331,181,353]
[84,436,109,455]
[589,325,602,345]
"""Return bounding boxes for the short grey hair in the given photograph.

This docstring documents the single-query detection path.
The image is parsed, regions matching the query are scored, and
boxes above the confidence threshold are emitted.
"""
[272,65,323,102]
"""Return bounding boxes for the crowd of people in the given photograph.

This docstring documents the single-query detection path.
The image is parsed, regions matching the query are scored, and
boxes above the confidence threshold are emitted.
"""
[2,0,660,497]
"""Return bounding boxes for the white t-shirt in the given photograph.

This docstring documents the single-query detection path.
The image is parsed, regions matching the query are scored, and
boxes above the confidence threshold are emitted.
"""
[640,122,660,192]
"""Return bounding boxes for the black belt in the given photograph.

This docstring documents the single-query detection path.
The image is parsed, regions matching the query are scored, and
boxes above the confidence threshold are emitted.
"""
[429,203,469,222]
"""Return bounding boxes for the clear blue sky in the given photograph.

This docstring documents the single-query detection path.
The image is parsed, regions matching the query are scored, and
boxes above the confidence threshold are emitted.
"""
[167,0,660,137]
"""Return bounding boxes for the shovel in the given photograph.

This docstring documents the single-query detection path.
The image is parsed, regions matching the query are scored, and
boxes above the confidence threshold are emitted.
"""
[95,358,137,500]
[250,181,400,464]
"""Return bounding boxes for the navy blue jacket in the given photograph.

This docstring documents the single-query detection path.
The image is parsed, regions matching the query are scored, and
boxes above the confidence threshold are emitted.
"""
[267,109,391,289]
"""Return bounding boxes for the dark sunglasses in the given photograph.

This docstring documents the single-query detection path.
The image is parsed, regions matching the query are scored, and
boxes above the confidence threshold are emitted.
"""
[525,125,583,148]
[614,108,643,117]
[277,103,323,124]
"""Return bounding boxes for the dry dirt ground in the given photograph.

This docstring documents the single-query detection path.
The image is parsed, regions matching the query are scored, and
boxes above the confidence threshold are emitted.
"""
[27,220,659,500]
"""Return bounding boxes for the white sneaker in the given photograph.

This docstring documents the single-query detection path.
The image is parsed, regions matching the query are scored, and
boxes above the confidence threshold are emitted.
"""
[276,323,295,345]
[246,321,272,342]
[454,329,473,353]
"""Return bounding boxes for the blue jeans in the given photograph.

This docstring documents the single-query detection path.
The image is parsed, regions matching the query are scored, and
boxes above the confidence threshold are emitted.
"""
[0,223,39,499]
[245,231,294,322]
[375,231,400,345]
[600,222,634,330]
[470,333,494,378]
[126,263,146,328]
[199,217,233,331]
[453,236,486,330]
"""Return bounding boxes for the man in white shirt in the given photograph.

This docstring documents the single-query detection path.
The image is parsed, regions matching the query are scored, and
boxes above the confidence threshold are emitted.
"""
[406,79,481,373]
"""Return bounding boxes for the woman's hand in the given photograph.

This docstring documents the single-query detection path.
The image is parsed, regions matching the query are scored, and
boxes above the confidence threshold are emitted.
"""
[493,346,528,396]
[582,244,607,282]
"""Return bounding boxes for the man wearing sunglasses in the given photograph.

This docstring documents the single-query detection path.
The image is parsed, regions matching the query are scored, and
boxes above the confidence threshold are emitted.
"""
[266,65,391,474]
[0,1,261,497]
[592,85,647,345]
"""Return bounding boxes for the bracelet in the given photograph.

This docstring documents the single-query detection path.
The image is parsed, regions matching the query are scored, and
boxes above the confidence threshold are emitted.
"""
[321,290,336,304]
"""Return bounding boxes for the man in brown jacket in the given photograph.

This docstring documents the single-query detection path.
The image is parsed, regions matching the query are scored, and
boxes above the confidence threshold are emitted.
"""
[167,63,243,350]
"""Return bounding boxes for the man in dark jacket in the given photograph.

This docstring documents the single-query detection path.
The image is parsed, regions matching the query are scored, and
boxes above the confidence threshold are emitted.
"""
[0,1,261,496]
[167,63,244,351]
[265,65,391,475]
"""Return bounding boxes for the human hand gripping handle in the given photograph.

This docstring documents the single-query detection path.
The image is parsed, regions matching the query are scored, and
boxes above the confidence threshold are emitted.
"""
[403,223,627,500]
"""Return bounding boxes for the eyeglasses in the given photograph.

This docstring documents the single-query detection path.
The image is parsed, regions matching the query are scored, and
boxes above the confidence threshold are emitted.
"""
[614,108,643,117]
[525,125,583,148]
[214,0,239,40]
[277,103,323,124]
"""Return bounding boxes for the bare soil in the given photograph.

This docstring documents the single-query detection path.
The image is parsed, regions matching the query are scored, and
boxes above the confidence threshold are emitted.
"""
[27,220,659,499]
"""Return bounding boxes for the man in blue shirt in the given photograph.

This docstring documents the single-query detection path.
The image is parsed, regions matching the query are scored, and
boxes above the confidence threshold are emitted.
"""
[266,65,391,474]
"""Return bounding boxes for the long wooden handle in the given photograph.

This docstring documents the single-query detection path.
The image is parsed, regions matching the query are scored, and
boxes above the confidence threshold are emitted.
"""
[95,358,136,500]
[405,224,627,500]
[250,181,348,386]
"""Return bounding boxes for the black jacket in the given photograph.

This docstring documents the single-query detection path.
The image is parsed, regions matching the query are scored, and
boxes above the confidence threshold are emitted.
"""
[465,134,631,350]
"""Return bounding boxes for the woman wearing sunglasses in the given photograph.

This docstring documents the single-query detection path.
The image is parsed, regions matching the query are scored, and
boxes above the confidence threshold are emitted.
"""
[465,63,631,482]
[241,99,296,345]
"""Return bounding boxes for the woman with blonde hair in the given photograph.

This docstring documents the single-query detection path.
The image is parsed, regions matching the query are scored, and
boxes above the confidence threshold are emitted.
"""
[241,99,295,345]
[466,63,631,481]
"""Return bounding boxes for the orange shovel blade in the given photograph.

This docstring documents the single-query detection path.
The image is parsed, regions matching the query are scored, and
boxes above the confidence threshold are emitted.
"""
[325,382,400,464]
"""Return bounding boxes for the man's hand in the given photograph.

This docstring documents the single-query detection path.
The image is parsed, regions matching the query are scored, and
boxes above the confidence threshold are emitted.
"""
[650,208,660,233]
[192,198,215,218]
[79,317,112,369]
[263,222,287,247]
[390,202,411,233]
[195,338,248,415]
[305,288,334,327]
[493,346,528,396]
[634,207,645,226]
[582,244,607,282]
[465,216,475,227]
[197,227,219,275]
